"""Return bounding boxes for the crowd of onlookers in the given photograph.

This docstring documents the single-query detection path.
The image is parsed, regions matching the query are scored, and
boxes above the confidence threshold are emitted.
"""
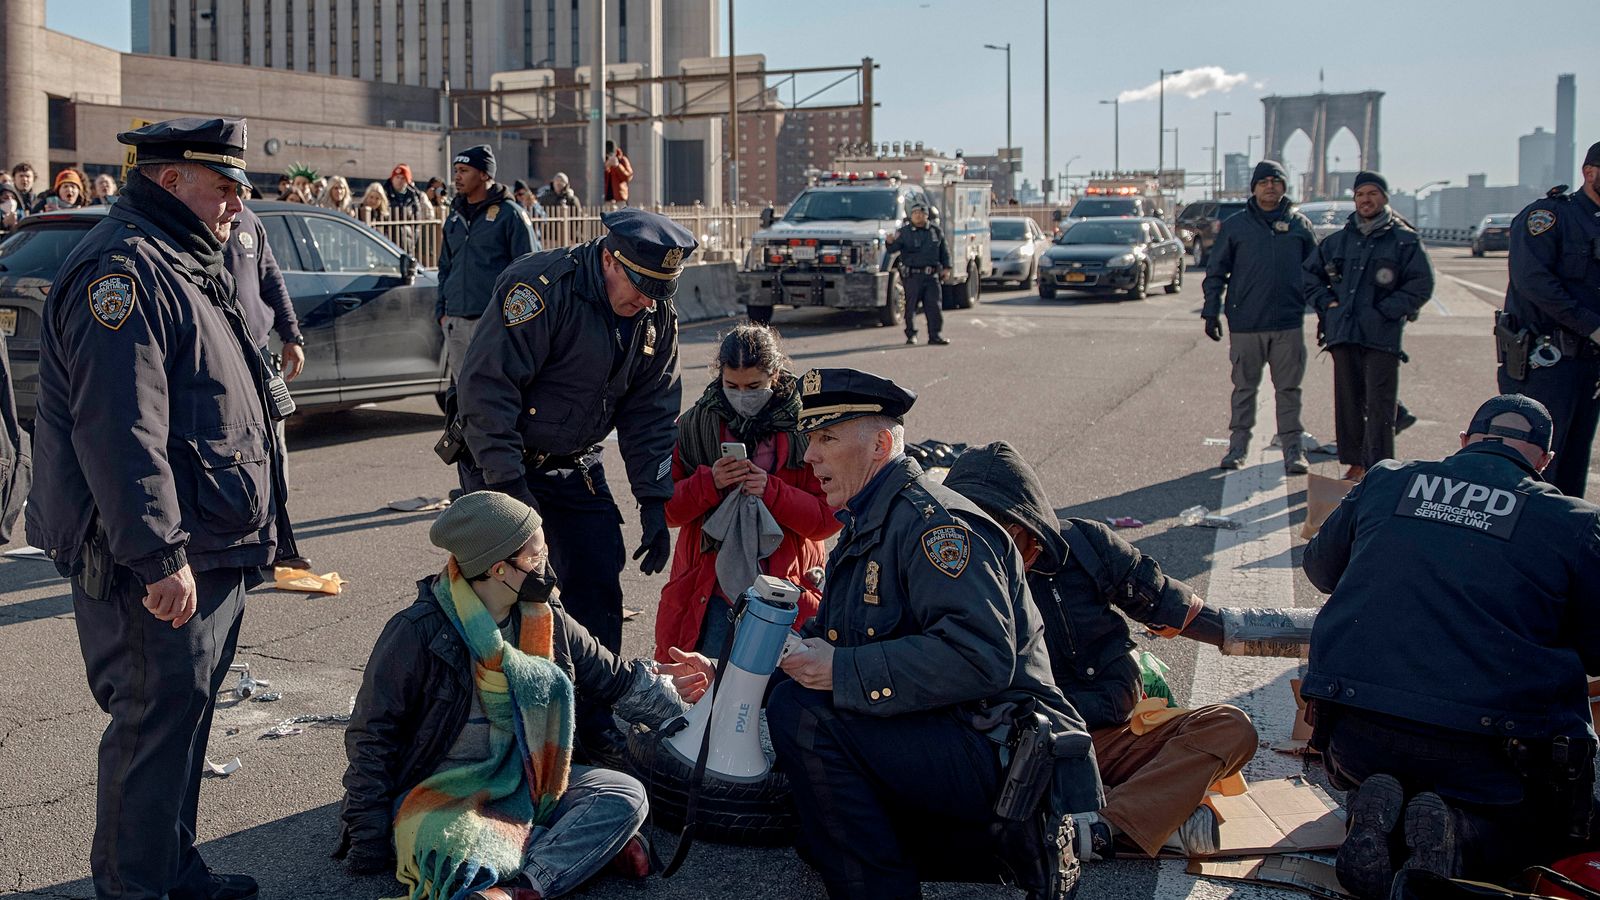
[0,141,635,239]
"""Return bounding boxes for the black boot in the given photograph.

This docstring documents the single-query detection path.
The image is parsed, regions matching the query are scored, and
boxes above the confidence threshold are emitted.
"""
[1336,773,1405,900]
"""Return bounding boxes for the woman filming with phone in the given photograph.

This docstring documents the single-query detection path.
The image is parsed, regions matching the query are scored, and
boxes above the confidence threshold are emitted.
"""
[654,325,839,661]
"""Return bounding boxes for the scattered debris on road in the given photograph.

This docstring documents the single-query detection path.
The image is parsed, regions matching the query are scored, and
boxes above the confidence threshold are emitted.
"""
[1,545,50,560]
[387,496,451,512]
[202,756,242,778]
[228,663,269,700]
[1203,437,1230,447]
[273,567,348,595]
[1179,505,1241,529]
[1106,516,1146,529]
[251,691,282,703]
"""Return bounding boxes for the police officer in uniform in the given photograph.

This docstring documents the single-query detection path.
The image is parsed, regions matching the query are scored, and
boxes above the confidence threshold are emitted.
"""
[1496,141,1600,498]
[28,118,295,900]
[454,207,694,759]
[768,368,1099,900]
[886,201,952,345]
[1302,394,1599,899]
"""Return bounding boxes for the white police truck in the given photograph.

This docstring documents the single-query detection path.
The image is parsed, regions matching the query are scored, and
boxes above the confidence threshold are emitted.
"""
[738,151,991,326]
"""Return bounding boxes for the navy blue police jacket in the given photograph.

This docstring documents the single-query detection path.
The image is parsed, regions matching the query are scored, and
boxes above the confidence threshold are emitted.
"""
[227,204,300,348]
[28,193,288,584]
[1202,198,1317,332]
[1503,188,1600,340]
[887,223,951,270]
[803,455,1103,813]
[435,183,535,320]
[1303,441,1600,740]
[1304,213,1434,356]
[456,238,680,505]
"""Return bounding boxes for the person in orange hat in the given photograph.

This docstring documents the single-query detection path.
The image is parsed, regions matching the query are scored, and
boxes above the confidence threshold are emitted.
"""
[35,168,88,212]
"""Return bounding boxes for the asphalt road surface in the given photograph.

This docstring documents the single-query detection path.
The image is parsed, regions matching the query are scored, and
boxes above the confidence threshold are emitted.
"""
[1,246,1543,899]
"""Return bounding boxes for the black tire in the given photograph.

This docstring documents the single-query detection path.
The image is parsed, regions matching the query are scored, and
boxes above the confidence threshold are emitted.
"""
[1471,245,1484,258]
[876,269,905,327]
[964,261,981,307]
[746,304,773,325]
[1165,261,1183,294]
[1039,280,1057,300]
[626,724,798,846]
[1129,265,1149,300]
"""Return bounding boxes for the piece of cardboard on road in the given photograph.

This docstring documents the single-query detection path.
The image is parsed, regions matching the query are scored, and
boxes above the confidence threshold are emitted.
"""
[1207,775,1345,856]
[1189,852,1349,899]
[1302,472,1358,539]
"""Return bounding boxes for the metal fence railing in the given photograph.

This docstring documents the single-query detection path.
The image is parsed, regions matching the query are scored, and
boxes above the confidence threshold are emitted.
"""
[1417,227,1474,247]
[367,203,782,270]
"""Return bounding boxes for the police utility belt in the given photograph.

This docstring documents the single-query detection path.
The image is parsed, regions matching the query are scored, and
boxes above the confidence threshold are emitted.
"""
[433,415,597,473]
[900,265,941,275]
[1495,310,1598,381]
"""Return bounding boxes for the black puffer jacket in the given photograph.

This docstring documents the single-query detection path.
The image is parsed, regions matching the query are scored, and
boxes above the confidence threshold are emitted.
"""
[1201,198,1318,333]
[335,576,668,873]
[1303,211,1433,356]
[945,442,1201,731]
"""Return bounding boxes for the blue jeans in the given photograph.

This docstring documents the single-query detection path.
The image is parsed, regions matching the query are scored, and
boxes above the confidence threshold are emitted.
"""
[521,764,648,897]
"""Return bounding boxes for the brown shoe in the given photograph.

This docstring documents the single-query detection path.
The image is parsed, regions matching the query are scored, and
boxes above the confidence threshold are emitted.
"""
[1343,465,1367,482]
[608,834,652,880]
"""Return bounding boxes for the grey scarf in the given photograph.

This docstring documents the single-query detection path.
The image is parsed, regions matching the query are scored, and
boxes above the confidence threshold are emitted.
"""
[1355,206,1393,237]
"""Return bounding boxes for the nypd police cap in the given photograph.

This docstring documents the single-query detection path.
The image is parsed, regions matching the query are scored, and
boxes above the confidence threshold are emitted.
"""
[119,117,251,189]
[1467,393,1553,451]
[603,208,698,302]
[798,367,917,432]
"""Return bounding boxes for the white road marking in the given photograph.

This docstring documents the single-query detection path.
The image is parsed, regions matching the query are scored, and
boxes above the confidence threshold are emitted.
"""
[1151,403,1308,900]
[1441,273,1506,310]
[1428,294,1452,317]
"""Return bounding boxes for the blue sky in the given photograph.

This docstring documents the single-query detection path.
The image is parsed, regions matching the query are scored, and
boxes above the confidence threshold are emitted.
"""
[48,0,1598,197]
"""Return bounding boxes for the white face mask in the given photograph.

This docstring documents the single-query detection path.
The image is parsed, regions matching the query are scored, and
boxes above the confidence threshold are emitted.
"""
[726,386,774,419]
[0,198,14,215]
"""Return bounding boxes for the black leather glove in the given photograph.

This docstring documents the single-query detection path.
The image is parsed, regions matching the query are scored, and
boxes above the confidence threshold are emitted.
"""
[485,477,540,512]
[1203,316,1224,342]
[633,502,670,575]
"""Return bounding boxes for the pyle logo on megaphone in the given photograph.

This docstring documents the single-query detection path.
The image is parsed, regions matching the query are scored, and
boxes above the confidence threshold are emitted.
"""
[664,575,802,779]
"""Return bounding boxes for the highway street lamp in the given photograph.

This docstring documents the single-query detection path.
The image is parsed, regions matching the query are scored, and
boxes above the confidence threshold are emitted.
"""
[983,43,1014,201]
[1099,98,1119,173]
[1412,179,1450,227]
[1212,110,1231,199]
[1247,134,1261,160]
[1158,67,1183,175]
[1060,154,1081,199]
[1042,1,1052,204]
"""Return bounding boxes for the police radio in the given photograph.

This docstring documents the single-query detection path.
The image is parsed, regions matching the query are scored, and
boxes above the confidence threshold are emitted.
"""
[260,348,296,420]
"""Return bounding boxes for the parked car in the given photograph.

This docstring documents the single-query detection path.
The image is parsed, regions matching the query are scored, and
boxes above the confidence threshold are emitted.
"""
[1037,217,1185,300]
[1298,200,1357,243]
[1471,213,1515,256]
[1174,199,1248,266]
[986,216,1052,288]
[0,201,446,425]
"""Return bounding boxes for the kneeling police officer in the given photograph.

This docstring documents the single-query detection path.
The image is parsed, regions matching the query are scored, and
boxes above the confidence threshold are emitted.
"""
[1303,394,1600,900]
[768,368,1100,900]
[451,208,695,760]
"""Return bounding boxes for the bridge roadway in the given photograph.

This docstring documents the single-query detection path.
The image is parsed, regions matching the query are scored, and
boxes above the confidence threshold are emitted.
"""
[0,247,1542,898]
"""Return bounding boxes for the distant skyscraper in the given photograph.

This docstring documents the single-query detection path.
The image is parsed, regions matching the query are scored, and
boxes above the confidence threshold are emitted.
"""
[1223,152,1250,194]
[1520,126,1557,190]
[1555,74,1576,187]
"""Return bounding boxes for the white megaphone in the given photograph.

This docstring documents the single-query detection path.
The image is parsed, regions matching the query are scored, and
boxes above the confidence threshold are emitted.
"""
[664,575,801,779]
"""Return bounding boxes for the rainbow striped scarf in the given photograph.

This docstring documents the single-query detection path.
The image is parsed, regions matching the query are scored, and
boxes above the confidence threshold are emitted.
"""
[392,561,575,900]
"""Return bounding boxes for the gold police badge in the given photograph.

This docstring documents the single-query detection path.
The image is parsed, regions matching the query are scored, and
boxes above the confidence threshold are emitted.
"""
[803,369,822,396]
[863,560,881,605]
[663,247,684,269]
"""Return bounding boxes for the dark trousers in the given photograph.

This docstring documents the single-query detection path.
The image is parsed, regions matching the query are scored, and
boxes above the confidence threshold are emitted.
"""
[464,458,627,738]
[766,681,1002,900]
[1332,345,1402,469]
[1499,354,1600,498]
[73,566,247,900]
[1318,705,1593,882]
[903,272,944,339]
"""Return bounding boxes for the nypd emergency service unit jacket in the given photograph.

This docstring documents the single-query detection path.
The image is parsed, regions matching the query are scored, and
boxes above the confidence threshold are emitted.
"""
[1303,441,1600,741]
[456,238,681,505]
[28,175,290,583]
[1304,212,1434,356]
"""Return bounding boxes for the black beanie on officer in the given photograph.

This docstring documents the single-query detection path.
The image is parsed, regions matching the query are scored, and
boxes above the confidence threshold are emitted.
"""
[1352,171,1389,196]
[1251,160,1289,189]
[454,144,496,179]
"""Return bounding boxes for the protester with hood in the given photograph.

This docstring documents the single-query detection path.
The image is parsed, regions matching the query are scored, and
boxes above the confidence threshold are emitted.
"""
[336,491,716,897]
[1201,159,1320,473]
[436,144,535,382]
[1304,171,1435,481]
[654,324,837,661]
[944,441,1259,862]
[0,183,22,232]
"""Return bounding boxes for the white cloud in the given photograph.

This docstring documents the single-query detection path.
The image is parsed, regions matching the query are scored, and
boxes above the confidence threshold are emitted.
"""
[1118,67,1251,103]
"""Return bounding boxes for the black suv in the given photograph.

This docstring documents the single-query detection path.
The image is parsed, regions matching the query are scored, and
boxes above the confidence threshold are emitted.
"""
[1174,199,1248,266]
[0,202,446,424]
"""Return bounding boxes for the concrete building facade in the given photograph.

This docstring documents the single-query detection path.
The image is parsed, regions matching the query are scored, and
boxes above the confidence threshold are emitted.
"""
[1520,126,1556,192]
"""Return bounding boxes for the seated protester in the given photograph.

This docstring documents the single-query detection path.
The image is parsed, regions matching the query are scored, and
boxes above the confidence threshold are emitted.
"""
[945,442,1259,860]
[655,324,839,661]
[1303,395,1600,900]
[336,491,714,900]
[769,368,1101,900]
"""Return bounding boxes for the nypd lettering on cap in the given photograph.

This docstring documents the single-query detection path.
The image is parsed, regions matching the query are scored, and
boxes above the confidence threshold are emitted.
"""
[1394,473,1525,540]
[87,273,138,331]
[502,282,545,327]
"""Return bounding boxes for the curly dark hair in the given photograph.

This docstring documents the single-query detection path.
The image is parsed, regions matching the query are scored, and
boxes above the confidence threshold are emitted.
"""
[713,323,789,376]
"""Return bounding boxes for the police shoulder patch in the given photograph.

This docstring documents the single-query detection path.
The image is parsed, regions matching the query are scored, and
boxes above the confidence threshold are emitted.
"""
[921,524,971,578]
[502,282,546,326]
[1527,208,1556,236]
[87,273,138,331]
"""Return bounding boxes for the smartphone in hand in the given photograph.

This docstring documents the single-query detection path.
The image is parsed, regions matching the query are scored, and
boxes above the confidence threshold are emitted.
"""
[720,442,748,461]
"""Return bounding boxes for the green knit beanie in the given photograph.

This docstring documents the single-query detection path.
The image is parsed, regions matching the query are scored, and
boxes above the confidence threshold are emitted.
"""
[429,491,542,578]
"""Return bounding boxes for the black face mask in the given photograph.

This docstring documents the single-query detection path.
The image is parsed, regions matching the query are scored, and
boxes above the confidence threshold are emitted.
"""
[515,562,558,605]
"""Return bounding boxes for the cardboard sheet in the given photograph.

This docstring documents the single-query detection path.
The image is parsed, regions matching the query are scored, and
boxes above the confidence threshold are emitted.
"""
[1207,775,1346,856]
[1189,852,1350,899]
[1302,473,1359,539]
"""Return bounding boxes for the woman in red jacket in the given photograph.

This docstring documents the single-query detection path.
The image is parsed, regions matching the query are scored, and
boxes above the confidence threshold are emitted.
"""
[655,325,839,662]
